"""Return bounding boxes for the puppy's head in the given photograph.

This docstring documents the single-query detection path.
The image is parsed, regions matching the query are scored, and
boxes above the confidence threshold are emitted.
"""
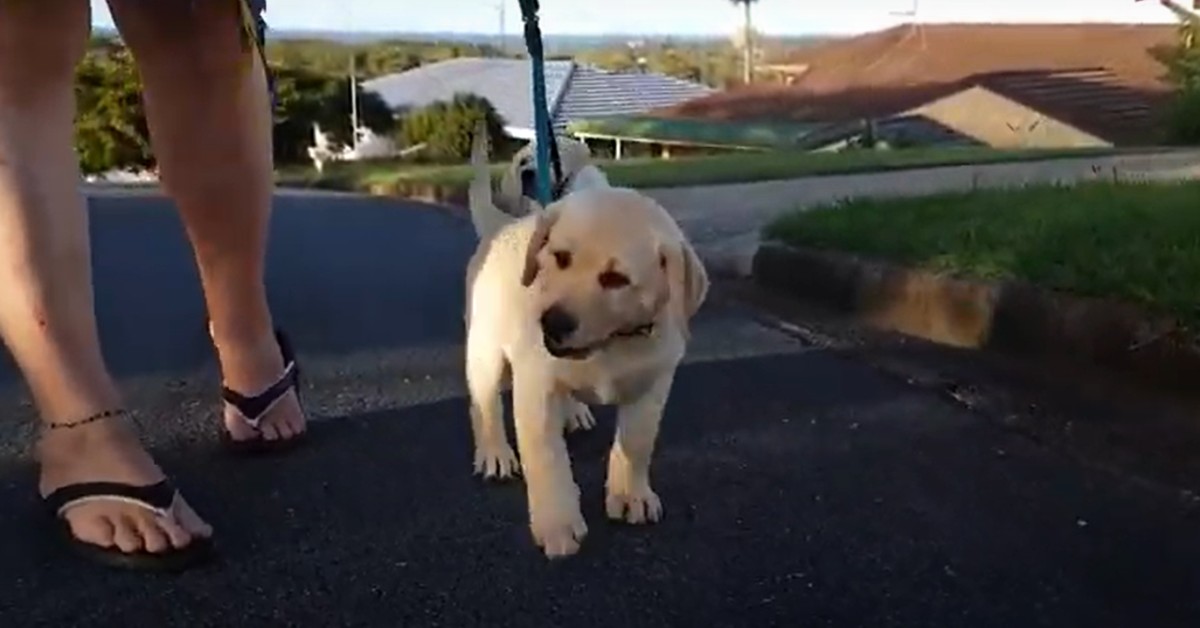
[520,188,709,359]
[500,135,594,206]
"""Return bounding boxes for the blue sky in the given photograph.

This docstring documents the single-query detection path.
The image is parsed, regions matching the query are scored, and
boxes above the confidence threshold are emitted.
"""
[89,0,1180,36]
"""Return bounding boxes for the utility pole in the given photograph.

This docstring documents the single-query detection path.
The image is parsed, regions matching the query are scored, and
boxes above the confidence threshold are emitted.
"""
[889,0,924,46]
[889,0,921,22]
[349,52,360,151]
[742,2,753,85]
[346,0,360,152]
[498,2,507,54]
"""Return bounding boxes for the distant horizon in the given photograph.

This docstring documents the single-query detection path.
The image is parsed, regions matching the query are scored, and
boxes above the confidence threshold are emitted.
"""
[92,20,1184,43]
[268,19,1181,35]
[89,0,1178,37]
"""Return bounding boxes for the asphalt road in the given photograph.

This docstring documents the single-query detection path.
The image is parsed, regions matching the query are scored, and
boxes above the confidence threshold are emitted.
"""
[0,191,1197,628]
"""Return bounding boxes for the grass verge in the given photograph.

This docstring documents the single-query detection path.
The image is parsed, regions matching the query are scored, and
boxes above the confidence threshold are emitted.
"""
[763,180,1200,327]
[276,146,1123,192]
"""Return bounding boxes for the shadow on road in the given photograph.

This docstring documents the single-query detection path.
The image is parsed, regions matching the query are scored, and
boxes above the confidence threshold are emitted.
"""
[1,350,1197,627]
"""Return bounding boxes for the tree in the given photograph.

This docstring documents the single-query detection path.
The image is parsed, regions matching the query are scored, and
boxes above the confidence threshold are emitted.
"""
[399,93,508,162]
[270,65,395,164]
[73,47,153,174]
[264,39,507,80]
[730,0,760,85]
[1152,1,1200,142]
[71,37,524,171]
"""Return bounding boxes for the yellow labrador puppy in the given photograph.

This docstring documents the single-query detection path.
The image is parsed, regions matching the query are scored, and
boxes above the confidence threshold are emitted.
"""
[465,128,708,559]
[495,133,609,216]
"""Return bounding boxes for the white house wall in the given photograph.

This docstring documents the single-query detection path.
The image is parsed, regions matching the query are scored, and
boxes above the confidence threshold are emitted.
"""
[906,85,1111,149]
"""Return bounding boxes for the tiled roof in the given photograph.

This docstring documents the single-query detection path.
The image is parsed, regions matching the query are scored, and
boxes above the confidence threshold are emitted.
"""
[363,58,714,138]
[552,65,716,128]
[977,68,1166,144]
[779,23,1177,93]
[653,23,1179,145]
[362,58,575,135]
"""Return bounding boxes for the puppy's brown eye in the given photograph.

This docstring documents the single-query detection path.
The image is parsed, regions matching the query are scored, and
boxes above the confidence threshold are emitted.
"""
[598,270,630,289]
[553,250,572,269]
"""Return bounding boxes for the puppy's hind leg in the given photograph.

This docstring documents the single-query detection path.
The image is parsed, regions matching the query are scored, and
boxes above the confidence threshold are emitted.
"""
[466,331,519,480]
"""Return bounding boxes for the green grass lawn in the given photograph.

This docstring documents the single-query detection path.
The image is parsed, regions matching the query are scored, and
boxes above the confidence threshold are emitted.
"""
[276,146,1123,192]
[764,180,1200,326]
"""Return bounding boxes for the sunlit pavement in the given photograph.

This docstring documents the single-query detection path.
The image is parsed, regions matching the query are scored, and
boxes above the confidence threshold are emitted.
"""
[0,191,1196,628]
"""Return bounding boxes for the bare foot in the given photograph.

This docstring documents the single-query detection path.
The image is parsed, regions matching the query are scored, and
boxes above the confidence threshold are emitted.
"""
[38,415,212,554]
[212,328,306,443]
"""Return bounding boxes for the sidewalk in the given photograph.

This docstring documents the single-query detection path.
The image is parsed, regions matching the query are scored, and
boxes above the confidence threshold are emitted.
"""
[648,149,1200,277]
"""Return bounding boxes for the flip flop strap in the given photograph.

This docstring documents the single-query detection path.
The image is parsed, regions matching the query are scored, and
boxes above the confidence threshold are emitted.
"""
[219,328,301,430]
[221,360,299,429]
[43,480,177,519]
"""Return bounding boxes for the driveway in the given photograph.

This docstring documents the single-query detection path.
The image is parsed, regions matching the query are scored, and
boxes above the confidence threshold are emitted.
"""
[0,191,1195,627]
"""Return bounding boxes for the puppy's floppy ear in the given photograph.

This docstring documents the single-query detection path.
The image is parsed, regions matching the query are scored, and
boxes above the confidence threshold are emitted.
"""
[558,137,592,176]
[660,237,710,338]
[521,209,560,287]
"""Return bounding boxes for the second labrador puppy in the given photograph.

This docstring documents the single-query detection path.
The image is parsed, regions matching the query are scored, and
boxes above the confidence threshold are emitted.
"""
[465,129,708,559]
[496,133,610,216]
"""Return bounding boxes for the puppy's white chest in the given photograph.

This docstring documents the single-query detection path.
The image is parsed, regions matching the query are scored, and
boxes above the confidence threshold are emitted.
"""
[565,368,654,406]
[569,380,619,406]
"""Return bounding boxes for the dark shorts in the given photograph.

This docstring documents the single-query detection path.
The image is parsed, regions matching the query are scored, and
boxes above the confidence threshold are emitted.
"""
[236,0,275,104]
[242,0,267,48]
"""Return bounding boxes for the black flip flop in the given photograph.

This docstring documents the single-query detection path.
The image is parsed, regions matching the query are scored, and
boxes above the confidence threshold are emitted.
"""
[219,328,307,455]
[43,480,215,572]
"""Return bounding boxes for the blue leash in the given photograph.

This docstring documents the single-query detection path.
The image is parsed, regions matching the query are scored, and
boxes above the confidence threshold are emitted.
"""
[517,0,564,207]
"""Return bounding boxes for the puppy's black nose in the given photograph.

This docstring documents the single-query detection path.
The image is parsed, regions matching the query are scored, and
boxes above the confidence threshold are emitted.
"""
[540,306,577,344]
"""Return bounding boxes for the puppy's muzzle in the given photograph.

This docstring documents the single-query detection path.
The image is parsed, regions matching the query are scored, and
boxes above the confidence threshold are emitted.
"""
[540,305,585,359]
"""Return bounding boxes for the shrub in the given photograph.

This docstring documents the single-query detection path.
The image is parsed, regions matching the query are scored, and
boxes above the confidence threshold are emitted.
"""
[74,47,153,175]
[399,93,508,162]
[271,66,396,165]
[1157,17,1200,144]
[1166,87,1200,145]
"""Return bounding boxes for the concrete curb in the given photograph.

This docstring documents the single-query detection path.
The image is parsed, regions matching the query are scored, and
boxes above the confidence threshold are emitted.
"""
[693,233,759,279]
[753,241,1200,395]
[333,181,766,283]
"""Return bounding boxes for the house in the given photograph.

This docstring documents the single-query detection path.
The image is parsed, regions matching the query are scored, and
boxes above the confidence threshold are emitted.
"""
[361,57,716,146]
[646,23,1182,150]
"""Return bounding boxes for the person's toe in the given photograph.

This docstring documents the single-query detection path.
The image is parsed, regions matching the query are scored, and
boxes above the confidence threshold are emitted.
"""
[66,511,117,548]
[259,421,283,441]
[270,411,295,440]
[282,396,306,435]
[112,514,145,553]
[174,498,214,539]
[134,515,172,553]
[225,414,260,442]
[157,514,194,549]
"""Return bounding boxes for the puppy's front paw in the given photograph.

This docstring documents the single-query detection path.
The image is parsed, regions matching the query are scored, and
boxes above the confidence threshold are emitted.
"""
[564,401,596,433]
[530,505,588,558]
[606,484,663,525]
[474,444,520,480]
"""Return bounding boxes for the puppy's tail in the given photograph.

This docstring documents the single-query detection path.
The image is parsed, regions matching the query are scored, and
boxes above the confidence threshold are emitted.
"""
[468,121,513,241]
